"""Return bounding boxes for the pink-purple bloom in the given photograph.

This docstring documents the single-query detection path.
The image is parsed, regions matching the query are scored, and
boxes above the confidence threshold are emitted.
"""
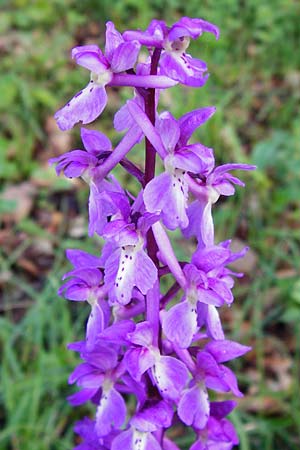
[52,17,254,450]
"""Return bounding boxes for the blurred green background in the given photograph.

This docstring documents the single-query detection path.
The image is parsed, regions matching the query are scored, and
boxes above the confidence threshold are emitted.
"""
[1,0,300,449]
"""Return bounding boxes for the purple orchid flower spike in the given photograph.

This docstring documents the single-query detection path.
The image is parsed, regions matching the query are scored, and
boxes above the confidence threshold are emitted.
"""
[53,16,254,450]
[124,17,219,86]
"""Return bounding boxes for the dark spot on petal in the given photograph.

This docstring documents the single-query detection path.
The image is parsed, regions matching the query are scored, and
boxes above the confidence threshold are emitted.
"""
[90,87,94,92]
[75,91,83,98]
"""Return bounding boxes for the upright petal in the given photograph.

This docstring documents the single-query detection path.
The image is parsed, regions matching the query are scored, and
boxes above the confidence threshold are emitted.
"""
[72,45,109,73]
[105,21,124,60]
[81,128,112,154]
[110,41,141,73]
[156,112,180,153]
[178,107,216,146]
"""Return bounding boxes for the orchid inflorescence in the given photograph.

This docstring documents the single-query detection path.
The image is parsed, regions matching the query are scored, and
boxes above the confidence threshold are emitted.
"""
[51,17,255,450]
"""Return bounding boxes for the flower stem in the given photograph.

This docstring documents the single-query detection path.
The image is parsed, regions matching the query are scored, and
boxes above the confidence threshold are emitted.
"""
[144,49,161,346]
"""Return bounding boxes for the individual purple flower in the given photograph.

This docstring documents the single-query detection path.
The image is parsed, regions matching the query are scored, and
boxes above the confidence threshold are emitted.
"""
[49,127,111,178]
[103,194,159,305]
[185,163,256,246]
[55,22,140,130]
[68,344,127,437]
[178,343,250,430]
[125,322,189,402]
[124,17,219,86]
[127,100,215,230]
[162,243,237,348]
[58,249,110,350]
[190,415,239,450]
[73,417,116,450]
[111,400,173,450]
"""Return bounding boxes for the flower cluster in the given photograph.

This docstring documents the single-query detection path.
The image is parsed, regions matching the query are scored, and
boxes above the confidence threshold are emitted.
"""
[52,17,255,450]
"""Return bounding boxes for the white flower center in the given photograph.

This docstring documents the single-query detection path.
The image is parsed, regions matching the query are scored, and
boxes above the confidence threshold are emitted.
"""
[90,69,113,86]
[164,36,190,54]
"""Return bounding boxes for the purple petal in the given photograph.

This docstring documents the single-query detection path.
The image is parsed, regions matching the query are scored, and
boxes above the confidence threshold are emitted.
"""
[112,427,162,450]
[132,401,173,432]
[125,347,156,381]
[210,400,237,420]
[168,17,220,41]
[66,249,102,269]
[178,107,216,146]
[100,320,135,345]
[156,111,180,153]
[96,387,126,436]
[67,388,98,406]
[72,45,109,73]
[178,384,209,429]
[221,366,244,397]
[193,246,230,272]
[143,172,172,212]
[110,41,141,73]
[134,250,157,295]
[162,300,198,348]
[123,20,167,47]
[55,83,108,131]
[197,287,223,306]
[160,52,209,87]
[86,302,107,351]
[173,144,214,173]
[145,169,189,230]
[214,180,236,196]
[206,305,225,340]
[81,128,112,154]
[205,340,251,362]
[213,163,256,178]
[152,356,189,401]
[105,21,123,61]
[68,363,94,384]
[127,321,153,347]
